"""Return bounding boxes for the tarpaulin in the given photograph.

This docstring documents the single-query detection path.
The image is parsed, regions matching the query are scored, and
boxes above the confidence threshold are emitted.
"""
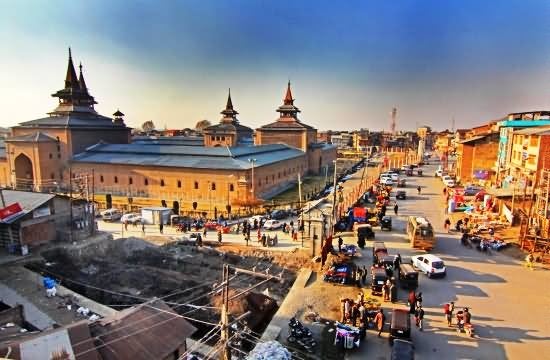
[353,207,367,222]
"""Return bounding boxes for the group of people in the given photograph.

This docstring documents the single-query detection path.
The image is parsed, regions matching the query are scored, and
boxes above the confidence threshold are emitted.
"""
[340,293,385,338]
[381,278,397,303]
[407,290,424,330]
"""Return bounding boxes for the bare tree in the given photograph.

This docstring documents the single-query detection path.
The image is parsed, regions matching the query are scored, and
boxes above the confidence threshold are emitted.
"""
[141,120,156,133]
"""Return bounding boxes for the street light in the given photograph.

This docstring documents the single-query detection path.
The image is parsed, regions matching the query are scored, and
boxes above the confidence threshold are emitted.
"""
[248,158,257,199]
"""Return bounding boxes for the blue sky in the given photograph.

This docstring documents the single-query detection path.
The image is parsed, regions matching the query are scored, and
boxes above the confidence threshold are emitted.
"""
[0,0,549,131]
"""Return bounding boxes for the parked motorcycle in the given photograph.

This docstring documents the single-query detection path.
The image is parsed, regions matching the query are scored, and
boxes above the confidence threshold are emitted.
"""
[287,318,316,352]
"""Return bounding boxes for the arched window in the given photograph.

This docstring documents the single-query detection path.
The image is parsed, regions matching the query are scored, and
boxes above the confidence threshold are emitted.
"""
[144,178,149,186]
[177,180,182,188]
[160,179,165,187]
[211,182,216,190]
[129,177,133,185]
[50,173,54,179]
[194,181,199,189]
[100,175,104,183]
[265,176,268,184]
[114,176,118,184]
[49,153,53,159]
[229,184,234,192]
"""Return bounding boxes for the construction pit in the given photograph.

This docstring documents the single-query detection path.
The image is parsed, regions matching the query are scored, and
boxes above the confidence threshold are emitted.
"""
[24,236,306,342]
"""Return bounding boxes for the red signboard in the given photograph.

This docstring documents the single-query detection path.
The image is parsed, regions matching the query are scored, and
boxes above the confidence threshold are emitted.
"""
[0,203,23,220]
[353,207,367,222]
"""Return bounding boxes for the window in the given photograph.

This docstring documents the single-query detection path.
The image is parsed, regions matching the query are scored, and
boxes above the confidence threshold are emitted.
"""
[100,175,104,183]
[114,176,118,184]
[177,180,182,188]
[272,175,275,181]
[57,154,61,159]
[160,179,165,187]
[211,136,215,140]
[216,136,220,141]
[258,179,262,186]
[49,153,53,159]
[129,177,133,185]
[194,181,199,189]
[229,184,234,192]
[144,178,149,186]
[221,136,225,141]
[278,172,281,179]
[530,136,538,147]
[265,176,268,184]
[50,173,54,179]
[211,182,216,190]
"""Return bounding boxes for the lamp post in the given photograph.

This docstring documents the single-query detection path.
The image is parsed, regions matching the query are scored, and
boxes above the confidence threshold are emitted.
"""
[248,158,257,200]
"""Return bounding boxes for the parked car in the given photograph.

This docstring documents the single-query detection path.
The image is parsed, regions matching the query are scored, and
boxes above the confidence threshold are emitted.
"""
[101,208,122,222]
[442,175,456,187]
[396,190,407,200]
[390,173,399,181]
[263,219,283,230]
[381,178,394,186]
[270,209,289,220]
[411,254,446,278]
[121,213,142,224]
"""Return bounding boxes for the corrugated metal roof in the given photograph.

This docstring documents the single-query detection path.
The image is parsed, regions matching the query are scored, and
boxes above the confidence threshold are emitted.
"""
[73,143,305,170]
[91,300,196,360]
[458,135,488,144]
[6,132,57,143]
[513,126,550,135]
[16,114,128,129]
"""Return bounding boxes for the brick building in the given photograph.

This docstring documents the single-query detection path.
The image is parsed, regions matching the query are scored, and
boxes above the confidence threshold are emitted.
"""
[456,130,500,184]
[508,126,550,188]
[0,51,335,215]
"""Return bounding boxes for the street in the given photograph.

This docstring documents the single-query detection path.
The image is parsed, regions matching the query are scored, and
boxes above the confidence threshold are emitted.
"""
[346,163,550,359]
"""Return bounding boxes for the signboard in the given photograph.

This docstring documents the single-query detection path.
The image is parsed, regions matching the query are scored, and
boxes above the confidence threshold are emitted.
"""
[473,170,489,180]
[0,203,23,221]
[353,207,366,222]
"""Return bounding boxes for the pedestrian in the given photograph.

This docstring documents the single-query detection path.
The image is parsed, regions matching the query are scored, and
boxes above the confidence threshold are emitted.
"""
[159,222,164,234]
[417,185,421,195]
[525,252,535,270]
[408,290,416,314]
[344,299,351,323]
[394,203,399,216]
[356,268,363,288]
[196,233,203,247]
[261,234,267,247]
[361,266,368,285]
[340,298,346,322]
[292,230,298,242]
[374,309,385,336]
[257,229,262,243]
[124,220,129,231]
[203,227,207,238]
[338,236,343,252]
[141,220,145,235]
[415,292,423,309]
[389,282,396,303]
[217,229,222,243]
[382,283,389,301]
[444,301,454,326]
[444,218,451,233]
[351,304,359,326]
[443,187,447,195]
[358,303,366,323]
[415,306,425,330]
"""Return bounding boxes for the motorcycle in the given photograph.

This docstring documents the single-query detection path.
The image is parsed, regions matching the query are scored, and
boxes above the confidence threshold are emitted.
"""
[460,233,471,248]
[287,318,316,352]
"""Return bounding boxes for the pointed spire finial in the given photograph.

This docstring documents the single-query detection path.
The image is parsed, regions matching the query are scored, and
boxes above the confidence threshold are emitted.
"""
[226,88,234,110]
[69,47,72,59]
[65,47,78,89]
[284,80,294,105]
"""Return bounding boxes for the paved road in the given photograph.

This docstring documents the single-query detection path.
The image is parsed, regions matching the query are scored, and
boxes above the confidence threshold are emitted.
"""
[347,163,550,360]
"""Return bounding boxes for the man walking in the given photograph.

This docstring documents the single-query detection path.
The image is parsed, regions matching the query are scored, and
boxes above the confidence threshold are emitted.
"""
[338,236,343,252]
[394,202,399,216]
[444,301,455,326]
[415,306,425,330]
[374,309,385,337]
[159,222,164,234]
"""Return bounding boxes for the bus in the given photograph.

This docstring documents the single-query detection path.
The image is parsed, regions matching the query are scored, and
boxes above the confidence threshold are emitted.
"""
[407,216,435,251]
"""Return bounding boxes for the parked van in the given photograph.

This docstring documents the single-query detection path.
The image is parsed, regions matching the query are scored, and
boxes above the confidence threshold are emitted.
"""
[101,208,122,222]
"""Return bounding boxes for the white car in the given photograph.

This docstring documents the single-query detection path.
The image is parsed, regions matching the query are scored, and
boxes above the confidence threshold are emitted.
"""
[390,173,399,181]
[248,215,266,226]
[380,177,393,186]
[435,168,444,177]
[263,220,283,230]
[411,254,446,278]
[442,175,456,187]
[121,213,142,224]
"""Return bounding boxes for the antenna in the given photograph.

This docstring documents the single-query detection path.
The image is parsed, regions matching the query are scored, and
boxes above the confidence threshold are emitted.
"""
[390,107,397,135]
[451,116,455,132]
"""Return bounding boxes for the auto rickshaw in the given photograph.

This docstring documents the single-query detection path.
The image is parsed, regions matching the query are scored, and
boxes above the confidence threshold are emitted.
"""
[381,216,392,231]
[398,264,419,289]
[371,267,388,295]
[405,169,413,176]
[389,309,411,345]
[356,224,375,249]
[417,169,423,176]
[380,255,397,277]
[372,242,387,263]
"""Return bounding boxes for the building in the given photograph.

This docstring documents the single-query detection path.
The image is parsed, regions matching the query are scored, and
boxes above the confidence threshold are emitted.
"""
[0,51,335,215]
[456,122,500,184]
[507,126,550,189]
[329,132,353,149]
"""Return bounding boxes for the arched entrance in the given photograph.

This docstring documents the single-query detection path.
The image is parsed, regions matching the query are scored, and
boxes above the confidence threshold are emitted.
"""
[14,154,34,190]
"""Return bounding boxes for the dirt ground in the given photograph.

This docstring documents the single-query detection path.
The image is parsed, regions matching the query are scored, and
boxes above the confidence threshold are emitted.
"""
[24,237,299,339]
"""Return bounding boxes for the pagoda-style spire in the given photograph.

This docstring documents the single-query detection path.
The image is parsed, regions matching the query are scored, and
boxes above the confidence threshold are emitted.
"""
[220,88,239,122]
[78,62,88,92]
[276,81,300,120]
[65,47,79,90]
[284,81,294,105]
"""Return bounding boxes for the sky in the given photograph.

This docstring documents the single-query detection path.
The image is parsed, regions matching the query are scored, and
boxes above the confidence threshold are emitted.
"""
[0,0,549,132]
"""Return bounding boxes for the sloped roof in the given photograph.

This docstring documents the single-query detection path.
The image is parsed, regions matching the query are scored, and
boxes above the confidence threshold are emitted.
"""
[259,119,316,130]
[90,300,196,360]
[72,143,305,170]
[513,125,550,136]
[6,132,57,143]
[16,114,128,130]
[0,190,55,224]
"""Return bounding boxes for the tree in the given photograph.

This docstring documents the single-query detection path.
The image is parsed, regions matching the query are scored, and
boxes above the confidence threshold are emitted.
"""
[195,119,211,131]
[141,120,156,133]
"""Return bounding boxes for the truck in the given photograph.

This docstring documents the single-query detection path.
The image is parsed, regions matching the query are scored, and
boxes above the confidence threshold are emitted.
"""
[406,216,435,251]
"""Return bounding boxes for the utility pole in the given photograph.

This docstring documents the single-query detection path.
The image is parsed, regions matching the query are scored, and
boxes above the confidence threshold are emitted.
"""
[91,169,95,236]
[297,173,302,210]
[220,264,231,360]
[69,167,73,243]
[330,159,338,237]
